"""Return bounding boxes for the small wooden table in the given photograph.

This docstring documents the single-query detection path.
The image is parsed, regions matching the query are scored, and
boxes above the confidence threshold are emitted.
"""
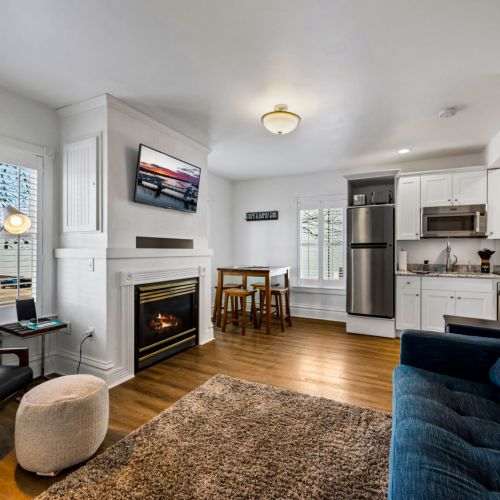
[444,315,500,338]
[215,266,291,334]
[0,320,68,378]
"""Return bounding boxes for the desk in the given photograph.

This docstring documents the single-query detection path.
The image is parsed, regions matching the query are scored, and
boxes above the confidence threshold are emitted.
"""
[0,320,68,378]
[215,266,291,334]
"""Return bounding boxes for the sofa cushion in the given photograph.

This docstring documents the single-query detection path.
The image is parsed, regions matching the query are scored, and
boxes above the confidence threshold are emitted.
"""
[0,365,33,401]
[490,358,500,388]
[390,365,500,500]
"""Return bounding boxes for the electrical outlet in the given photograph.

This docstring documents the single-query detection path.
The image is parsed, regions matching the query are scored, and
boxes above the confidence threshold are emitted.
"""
[82,327,95,340]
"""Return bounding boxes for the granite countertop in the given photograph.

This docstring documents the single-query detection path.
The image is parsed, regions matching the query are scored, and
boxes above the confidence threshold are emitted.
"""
[396,271,500,279]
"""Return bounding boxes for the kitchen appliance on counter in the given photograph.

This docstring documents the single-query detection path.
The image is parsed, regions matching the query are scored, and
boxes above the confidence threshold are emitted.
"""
[347,205,394,318]
[422,204,487,238]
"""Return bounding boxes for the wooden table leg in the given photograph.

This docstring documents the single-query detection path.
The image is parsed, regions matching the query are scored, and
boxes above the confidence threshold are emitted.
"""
[265,274,271,334]
[215,270,224,327]
[284,269,291,326]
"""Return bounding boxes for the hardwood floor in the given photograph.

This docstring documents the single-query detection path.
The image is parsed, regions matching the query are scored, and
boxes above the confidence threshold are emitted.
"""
[0,318,400,499]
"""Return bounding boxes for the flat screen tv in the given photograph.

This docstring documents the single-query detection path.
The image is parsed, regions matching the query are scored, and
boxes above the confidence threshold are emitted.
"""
[134,144,201,213]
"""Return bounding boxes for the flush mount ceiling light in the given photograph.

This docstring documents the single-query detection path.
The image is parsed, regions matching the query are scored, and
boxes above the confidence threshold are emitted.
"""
[398,148,411,155]
[261,104,301,135]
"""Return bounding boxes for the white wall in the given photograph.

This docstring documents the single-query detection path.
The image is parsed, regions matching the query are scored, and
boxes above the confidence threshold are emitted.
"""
[208,172,233,300]
[232,171,348,321]
[0,87,58,150]
[107,98,210,249]
[0,86,59,375]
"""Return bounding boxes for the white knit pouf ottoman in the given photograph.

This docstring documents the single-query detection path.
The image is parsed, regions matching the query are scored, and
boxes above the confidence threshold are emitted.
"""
[15,374,108,475]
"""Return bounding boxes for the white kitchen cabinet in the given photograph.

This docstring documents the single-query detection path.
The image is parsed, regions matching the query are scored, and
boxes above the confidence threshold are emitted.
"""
[455,291,493,320]
[421,289,455,332]
[396,282,421,330]
[396,176,421,240]
[421,174,453,207]
[452,170,487,205]
[487,169,500,239]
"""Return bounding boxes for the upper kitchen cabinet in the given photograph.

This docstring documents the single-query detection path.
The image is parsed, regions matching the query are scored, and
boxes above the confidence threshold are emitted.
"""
[420,169,487,207]
[420,173,453,207]
[487,169,500,239]
[452,170,487,205]
[396,176,420,240]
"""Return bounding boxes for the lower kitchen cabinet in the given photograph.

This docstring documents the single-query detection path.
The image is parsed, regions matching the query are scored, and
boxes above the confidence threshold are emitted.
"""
[403,278,497,333]
[455,291,493,320]
[396,288,421,330]
[421,290,455,332]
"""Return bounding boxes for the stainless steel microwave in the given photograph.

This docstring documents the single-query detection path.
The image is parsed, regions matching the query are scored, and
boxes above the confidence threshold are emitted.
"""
[422,204,487,238]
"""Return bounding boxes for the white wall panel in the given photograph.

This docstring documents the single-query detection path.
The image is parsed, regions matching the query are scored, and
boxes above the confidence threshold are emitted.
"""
[63,136,99,232]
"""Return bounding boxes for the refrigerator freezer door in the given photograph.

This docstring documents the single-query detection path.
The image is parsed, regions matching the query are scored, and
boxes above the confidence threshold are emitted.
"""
[347,206,394,244]
[347,247,394,317]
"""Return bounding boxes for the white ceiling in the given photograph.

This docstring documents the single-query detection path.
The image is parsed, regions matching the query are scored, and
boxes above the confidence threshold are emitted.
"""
[1,0,500,180]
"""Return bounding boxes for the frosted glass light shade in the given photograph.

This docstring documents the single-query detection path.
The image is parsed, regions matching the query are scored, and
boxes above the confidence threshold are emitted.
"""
[2,206,31,234]
[261,104,301,134]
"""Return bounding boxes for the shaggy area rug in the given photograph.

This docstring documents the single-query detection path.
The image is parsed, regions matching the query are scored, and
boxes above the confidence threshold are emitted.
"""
[37,375,391,499]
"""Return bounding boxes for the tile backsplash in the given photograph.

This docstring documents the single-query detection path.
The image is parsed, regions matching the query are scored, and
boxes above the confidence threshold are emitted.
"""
[397,239,500,268]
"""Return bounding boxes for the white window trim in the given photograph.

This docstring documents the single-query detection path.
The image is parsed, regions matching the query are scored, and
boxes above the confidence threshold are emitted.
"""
[296,194,347,290]
[0,135,51,314]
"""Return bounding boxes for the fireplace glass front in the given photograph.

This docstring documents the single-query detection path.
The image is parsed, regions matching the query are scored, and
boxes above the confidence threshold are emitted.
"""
[135,278,198,371]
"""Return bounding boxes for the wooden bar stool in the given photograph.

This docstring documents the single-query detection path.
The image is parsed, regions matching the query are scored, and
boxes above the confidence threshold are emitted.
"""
[222,288,258,336]
[253,284,292,332]
[212,283,243,324]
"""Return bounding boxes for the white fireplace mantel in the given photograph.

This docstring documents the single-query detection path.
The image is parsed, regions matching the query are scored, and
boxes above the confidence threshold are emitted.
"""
[54,249,214,388]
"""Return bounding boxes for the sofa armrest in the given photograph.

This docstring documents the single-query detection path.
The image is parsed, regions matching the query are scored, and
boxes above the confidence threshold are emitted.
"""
[0,347,29,366]
[400,330,500,384]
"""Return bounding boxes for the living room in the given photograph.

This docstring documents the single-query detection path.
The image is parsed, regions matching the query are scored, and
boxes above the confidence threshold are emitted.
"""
[0,1,499,499]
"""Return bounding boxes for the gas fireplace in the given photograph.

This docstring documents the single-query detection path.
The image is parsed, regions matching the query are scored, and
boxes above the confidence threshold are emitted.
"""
[135,278,198,371]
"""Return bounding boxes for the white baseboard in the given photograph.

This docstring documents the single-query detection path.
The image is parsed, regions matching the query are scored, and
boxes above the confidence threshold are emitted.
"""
[199,325,215,345]
[291,303,347,322]
[346,315,396,338]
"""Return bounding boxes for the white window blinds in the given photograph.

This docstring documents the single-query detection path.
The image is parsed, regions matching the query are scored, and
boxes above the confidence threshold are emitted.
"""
[0,161,38,305]
[298,196,345,287]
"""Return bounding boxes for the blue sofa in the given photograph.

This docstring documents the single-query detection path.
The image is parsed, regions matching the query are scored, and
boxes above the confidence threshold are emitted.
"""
[389,330,500,500]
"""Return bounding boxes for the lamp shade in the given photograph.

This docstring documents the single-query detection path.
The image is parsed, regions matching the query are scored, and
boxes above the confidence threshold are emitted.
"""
[2,206,31,235]
[261,104,301,134]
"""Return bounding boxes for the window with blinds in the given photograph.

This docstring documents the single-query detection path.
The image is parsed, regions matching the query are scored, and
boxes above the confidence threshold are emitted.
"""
[298,197,345,287]
[0,162,37,305]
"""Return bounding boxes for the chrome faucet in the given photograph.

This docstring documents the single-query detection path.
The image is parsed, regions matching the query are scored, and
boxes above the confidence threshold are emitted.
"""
[445,241,458,272]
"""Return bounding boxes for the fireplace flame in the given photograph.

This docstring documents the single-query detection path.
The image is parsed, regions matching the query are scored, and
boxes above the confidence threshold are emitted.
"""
[148,313,182,334]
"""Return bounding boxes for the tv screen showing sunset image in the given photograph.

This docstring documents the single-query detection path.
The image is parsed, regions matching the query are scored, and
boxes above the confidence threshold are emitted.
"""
[134,144,201,212]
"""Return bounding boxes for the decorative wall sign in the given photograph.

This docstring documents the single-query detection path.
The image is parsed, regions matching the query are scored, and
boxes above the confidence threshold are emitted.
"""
[246,210,279,221]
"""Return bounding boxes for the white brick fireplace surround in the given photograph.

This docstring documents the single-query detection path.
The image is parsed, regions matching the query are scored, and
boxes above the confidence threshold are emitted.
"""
[54,248,214,387]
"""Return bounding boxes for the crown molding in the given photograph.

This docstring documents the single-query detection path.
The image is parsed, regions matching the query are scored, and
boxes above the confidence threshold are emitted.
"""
[57,95,108,117]
[58,94,211,155]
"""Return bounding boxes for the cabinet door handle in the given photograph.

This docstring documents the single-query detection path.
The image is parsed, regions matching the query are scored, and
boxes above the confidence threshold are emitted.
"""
[416,293,419,297]
[450,296,454,299]
[448,198,451,202]
[457,297,462,300]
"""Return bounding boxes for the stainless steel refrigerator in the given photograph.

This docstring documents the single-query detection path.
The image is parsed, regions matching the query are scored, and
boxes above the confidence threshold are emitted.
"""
[346,205,394,318]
